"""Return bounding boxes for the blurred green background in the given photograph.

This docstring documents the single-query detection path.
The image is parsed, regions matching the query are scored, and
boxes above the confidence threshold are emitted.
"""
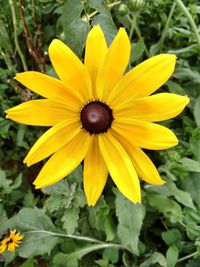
[0,0,200,266]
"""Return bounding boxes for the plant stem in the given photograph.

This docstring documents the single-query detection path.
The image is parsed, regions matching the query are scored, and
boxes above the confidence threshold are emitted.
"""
[177,251,198,262]
[129,13,137,39]
[175,0,200,46]
[159,2,176,52]
[127,14,149,58]
[9,0,28,71]
[24,230,132,253]
[86,0,121,20]
[135,24,150,57]
[0,47,14,72]
[25,230,104,243]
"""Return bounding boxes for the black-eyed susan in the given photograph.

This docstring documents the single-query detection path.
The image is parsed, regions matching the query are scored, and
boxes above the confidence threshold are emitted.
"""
[0,230,23,253]
[6,25,189,206]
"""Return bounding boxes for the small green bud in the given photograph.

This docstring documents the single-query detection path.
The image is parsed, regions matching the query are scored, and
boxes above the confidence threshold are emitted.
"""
[118,4,129,16]
[128,0,144,11]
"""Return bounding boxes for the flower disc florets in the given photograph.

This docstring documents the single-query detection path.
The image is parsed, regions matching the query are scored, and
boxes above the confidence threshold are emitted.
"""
[81,101,114,134]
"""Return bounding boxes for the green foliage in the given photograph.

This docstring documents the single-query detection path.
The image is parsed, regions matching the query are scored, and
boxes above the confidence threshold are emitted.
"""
[0,0,200,266]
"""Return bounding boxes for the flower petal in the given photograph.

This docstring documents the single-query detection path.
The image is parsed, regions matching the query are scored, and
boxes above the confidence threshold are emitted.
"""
[113,118,178,150]
[108,54,176,106]
[115,93,189,122]
[33,131,90,188]
[83,135,108,206]
[15,71,81,107]
[24,119,81,166]
[113,131,164,184]
[98,132,141,203]
[5,99,77,126]
[49,39,92,101]
[84,25,108,98]
[96,28,131,100]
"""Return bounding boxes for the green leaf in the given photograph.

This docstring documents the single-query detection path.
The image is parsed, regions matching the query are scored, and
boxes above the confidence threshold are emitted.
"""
[161,229,182,246]
[0,169,12,189]
[20,258,35,267]
[61,206,79,234]
[177,158,200,172]
[147,193,183,223]
[7,208,60,258]
[181,172,200,206]
[166,245,179,267]
[62,0,83,25]
[115,191,145,255]
[139,252,167,267]
[166,181,195,209]
[103,247,119,264]
[22,189,38,208]
[190,128,200,161]
[62,0,89,56]
[53,244,119,267]
[166,80,186,95]
[130,40,145,63]
[64,20,90,57]
[194,96,200,127]
[92,14,117,45]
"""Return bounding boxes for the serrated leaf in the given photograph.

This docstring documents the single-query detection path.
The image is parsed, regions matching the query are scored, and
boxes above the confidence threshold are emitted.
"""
[115,191,145,255]
[45,194,64,212]
[62,206,79,234]
[166,245,179,267]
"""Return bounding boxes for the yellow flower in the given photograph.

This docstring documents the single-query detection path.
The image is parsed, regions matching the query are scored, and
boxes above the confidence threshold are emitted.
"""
[0,230,23,253]
[6,25,189,206]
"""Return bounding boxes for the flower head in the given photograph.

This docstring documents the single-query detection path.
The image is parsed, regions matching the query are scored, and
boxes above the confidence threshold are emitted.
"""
[6,25,189,206]
[0,230,23,253]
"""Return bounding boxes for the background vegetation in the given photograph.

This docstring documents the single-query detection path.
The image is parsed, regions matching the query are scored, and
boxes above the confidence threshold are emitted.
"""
[0,0,200,266]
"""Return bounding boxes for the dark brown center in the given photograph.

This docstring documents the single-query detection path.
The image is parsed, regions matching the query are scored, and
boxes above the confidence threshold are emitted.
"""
[81,101,113,134]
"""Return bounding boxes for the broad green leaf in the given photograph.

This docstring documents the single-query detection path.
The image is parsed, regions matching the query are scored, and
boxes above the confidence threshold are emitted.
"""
[166,245,179,267]
[139,252,167,267]
[64,20,90,57]
[62,0,83,25]
[7,208,60,258]
[92,14,117,45]
[162,229,182,245]
[62,0,89,56]
[115,191,145,255]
